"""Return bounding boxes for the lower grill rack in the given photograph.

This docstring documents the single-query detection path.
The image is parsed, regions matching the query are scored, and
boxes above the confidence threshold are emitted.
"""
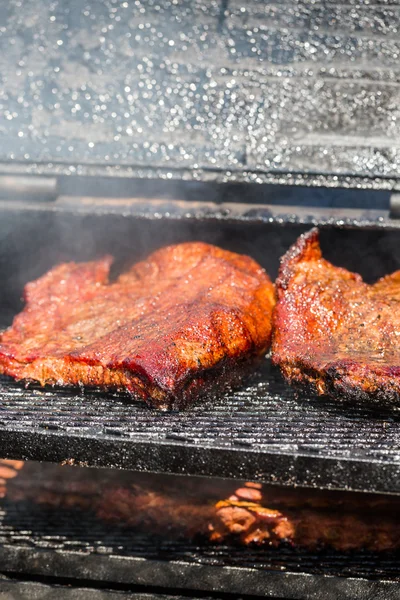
[0,499,398,600]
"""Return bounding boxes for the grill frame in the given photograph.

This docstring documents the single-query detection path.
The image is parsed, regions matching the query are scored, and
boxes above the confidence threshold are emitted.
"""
[2,548,399,600]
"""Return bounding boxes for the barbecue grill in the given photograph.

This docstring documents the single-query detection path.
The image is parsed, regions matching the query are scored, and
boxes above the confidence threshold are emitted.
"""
[0,0,400,598]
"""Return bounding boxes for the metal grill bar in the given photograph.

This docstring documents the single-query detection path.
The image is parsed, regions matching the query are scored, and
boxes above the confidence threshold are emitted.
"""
[0,359,398,494]
[0,580,219,600]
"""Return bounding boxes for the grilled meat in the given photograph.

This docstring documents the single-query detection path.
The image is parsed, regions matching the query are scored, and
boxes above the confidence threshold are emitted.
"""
[0,243,274,410]
[272,228,400,403]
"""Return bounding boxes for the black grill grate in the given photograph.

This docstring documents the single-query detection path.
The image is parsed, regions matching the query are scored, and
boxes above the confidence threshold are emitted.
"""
[0,499,398,599]
[0,359,399,494]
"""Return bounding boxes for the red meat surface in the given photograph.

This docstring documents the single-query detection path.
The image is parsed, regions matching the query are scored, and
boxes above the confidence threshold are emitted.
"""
[272,228,400,403]
[0,242,275,409]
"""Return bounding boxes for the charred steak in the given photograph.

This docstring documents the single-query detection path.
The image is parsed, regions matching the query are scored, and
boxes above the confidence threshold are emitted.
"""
[272,228,400,403]
[0,243,275,409]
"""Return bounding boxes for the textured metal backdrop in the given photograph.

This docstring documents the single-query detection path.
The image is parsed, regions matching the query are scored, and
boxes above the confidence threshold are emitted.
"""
[0,0,400,187]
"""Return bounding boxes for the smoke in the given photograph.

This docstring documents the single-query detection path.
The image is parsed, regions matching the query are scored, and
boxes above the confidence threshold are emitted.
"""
[0,175,397,328]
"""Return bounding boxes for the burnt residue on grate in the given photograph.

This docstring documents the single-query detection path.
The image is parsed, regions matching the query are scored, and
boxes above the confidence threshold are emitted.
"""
[0,360,398,494]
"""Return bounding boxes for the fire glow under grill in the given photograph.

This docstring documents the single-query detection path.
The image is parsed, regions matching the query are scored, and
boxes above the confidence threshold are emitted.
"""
[0,464,398,600]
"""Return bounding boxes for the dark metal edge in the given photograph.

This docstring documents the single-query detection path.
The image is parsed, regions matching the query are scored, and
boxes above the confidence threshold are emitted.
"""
[0,547,398,600]
[0,162,399,192]
[0,430,398,495]
[0,197,399,230]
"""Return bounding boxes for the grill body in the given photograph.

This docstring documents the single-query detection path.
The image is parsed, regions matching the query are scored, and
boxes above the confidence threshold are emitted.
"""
[1,0,400,595]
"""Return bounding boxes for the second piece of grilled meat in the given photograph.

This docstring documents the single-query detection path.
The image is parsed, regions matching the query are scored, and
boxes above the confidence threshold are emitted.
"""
[0,242,275,410]
[272,228,400,403]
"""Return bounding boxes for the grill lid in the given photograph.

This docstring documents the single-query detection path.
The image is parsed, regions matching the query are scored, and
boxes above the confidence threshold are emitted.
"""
[1,0,400,189]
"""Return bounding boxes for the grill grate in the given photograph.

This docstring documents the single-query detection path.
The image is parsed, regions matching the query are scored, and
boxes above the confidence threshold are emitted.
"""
[0,360,399,494]
[0,499,398,599]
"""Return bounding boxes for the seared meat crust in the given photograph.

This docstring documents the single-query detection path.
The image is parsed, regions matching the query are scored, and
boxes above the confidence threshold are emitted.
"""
[0,243,275,410]
[272,228,400,403]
